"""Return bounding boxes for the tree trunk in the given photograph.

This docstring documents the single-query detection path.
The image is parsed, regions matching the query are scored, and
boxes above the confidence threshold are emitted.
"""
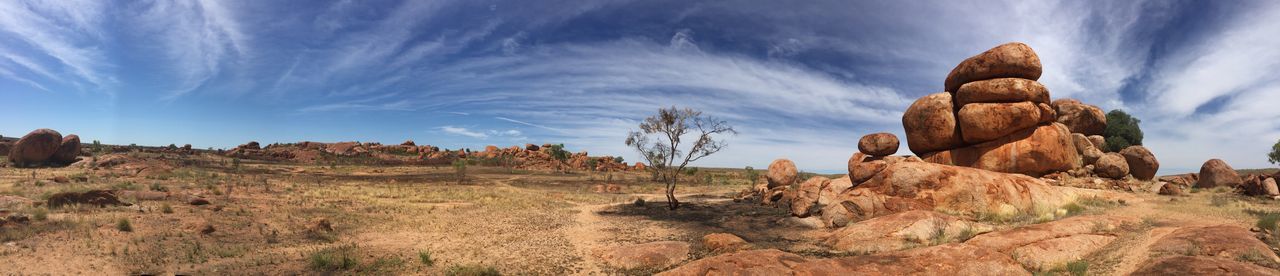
[666,173,680,210]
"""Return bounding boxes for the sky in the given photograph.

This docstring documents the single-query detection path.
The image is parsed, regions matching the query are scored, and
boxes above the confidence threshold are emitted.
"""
[3,0,1280,174]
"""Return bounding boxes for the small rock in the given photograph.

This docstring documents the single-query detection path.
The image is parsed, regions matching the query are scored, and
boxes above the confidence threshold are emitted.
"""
[188,197,210,206]
[201,225,216,235]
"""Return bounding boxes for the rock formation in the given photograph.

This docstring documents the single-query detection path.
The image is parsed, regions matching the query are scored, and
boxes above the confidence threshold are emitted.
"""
[766,159,798,189]
[8,129,83,167]
[1195,159,1242,188]
[905,43,1079,177]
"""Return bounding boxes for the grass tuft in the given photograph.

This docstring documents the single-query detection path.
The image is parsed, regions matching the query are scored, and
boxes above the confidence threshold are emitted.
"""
[419,250,435,266]
[116,218,133,232]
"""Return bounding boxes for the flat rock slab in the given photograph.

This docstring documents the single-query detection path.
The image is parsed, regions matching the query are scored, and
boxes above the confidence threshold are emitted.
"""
[597,241,691,270]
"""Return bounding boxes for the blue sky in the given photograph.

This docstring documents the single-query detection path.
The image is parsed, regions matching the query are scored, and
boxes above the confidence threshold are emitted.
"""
[3,0,1280,173]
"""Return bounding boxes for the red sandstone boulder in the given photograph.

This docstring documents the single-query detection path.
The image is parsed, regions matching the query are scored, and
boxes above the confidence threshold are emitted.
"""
[956,101,1046,143]
[1095,153,1129,179]
[858,132,900,156]
[921,123,1078,177]
[766,159,798,189]
[1119,145,1159,180]
[702,233,750,253]
[944,42,1042,93]
[598,241,690,270]
[1051,99,1107,136]
[51,134,81,164]
[955,78,1049,106]
[902,92,963,155]
[8,129,62,167]
[1195,159,1242,188]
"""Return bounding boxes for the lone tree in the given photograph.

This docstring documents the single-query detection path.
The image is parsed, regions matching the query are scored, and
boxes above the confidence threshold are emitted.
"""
[1269,138,1280,166]
[625,106,736,210]
[1103,109,1144,152]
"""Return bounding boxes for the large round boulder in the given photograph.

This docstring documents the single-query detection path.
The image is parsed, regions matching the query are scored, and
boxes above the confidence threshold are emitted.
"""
[1195,159,1242,188]
[1051,99,1107,136]
[920,123,1079,177]
[902,92,962,155]
[51,134,81,164]
[766,159,798,189]
[8,129,62,167]
[1095,153,1129,180]
[857,133,899,156]
[944,42,1042,93]
[954,78,1050,106]
[956,101,1045,144]
[1119,146,1159,180]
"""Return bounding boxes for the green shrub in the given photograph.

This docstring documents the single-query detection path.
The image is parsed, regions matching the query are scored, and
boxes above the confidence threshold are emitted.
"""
[1066,260,1089,276]
[419,250,435,266]
[116,218,133,232]
[446,264,500,276]
[31,208,47,221]
[1256,212,1280,232]
[1103,110,1143,152]
[1269,138,1280,166]
[309,245,359,271]
[161,203,174,214]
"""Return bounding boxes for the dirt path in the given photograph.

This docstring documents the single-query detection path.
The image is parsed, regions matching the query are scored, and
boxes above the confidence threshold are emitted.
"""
[564,202,612,275]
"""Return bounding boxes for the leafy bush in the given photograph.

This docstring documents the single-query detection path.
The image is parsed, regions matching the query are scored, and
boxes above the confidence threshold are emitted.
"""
[310,245,359,271]
[1103,110,1143,152]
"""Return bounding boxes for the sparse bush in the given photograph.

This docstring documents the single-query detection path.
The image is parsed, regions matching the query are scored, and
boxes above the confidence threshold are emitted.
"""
[1102,110,1143,152]
[1257,212,1280,232]
[161,203,174,214]
[419,250,435,266]
[1066,260,1089,276]
[445,264,500,276]
[31,208,47,221]
[744,166,759,185]
[117,218,133,232]
[452,159,468,184]
[310,245,359,271]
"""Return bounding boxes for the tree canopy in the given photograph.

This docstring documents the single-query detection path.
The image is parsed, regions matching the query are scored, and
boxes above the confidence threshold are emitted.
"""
[1103,109,1143,152]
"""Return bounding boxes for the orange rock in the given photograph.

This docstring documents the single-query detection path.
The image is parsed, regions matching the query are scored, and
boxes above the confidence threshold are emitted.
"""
[790,176,830,217]
[1119,145,1159,180]
[656,249,807,276]
[766,159,798,189]
[902,92,963,155]
[1095,153,1129,179]
[922,123,1079,177]
[944,42,1042,93]
[955,78,1049,106]
[1051,99,1107,135]
[857,132,899,156]
[702,233,750,253]
[597,241,690,270]
[1195,159,1242,188]
[8,129,62,167]
[51,134,81,164]
[957,101,1044,144]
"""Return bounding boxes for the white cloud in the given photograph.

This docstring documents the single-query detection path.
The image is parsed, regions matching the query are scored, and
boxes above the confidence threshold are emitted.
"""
[0,0,113,93]
[440,126,488,139]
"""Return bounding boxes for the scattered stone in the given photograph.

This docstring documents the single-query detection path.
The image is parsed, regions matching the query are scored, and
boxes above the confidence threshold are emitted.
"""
[1051,99,1107,135]
[598,241,691,270]
[857,132,900,156]
[902,92,963,155]
[201,224,216,235]
[188,197,211,206]
[943,42,1042,93]
[50,176,69,183]
[766,159,798,189]
[1158,182,1185,196]
[702,233,750,253]
[1119,145,1159,181]
[46,190,131,208]
[1095,153,1129,180]
[1195,159,1243,188]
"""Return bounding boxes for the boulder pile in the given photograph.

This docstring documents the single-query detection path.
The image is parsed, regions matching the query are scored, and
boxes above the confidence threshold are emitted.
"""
[224,140,640,172]
[905,43,1080,177]
[6,129,83,167]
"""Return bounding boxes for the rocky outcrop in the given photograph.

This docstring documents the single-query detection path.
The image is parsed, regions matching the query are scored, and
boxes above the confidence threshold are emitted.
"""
[47,190,131,208]
[1132,256,1276,276]
[905,43,1082,177]
[1195,159,1242,188]
[1051,99,1107,135]
[1119,145,1159,180]
[8,129,63,167]
[789,176,830,217]
[821,162,1075,224]
[858,132,900,156]
[944,42,1042,93]
[791,244,1029,275]
[824,210,991,253]
[656,249,807,276]
[766,159,798,189]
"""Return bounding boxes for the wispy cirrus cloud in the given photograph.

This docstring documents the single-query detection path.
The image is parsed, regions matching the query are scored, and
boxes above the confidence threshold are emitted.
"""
[0,0,113,93]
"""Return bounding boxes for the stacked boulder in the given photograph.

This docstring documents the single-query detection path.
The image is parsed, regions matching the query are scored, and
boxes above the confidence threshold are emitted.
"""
[760,159,798,205]
[7,129,82,167]
[905,43,1079,177]
[847,133,908,185]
